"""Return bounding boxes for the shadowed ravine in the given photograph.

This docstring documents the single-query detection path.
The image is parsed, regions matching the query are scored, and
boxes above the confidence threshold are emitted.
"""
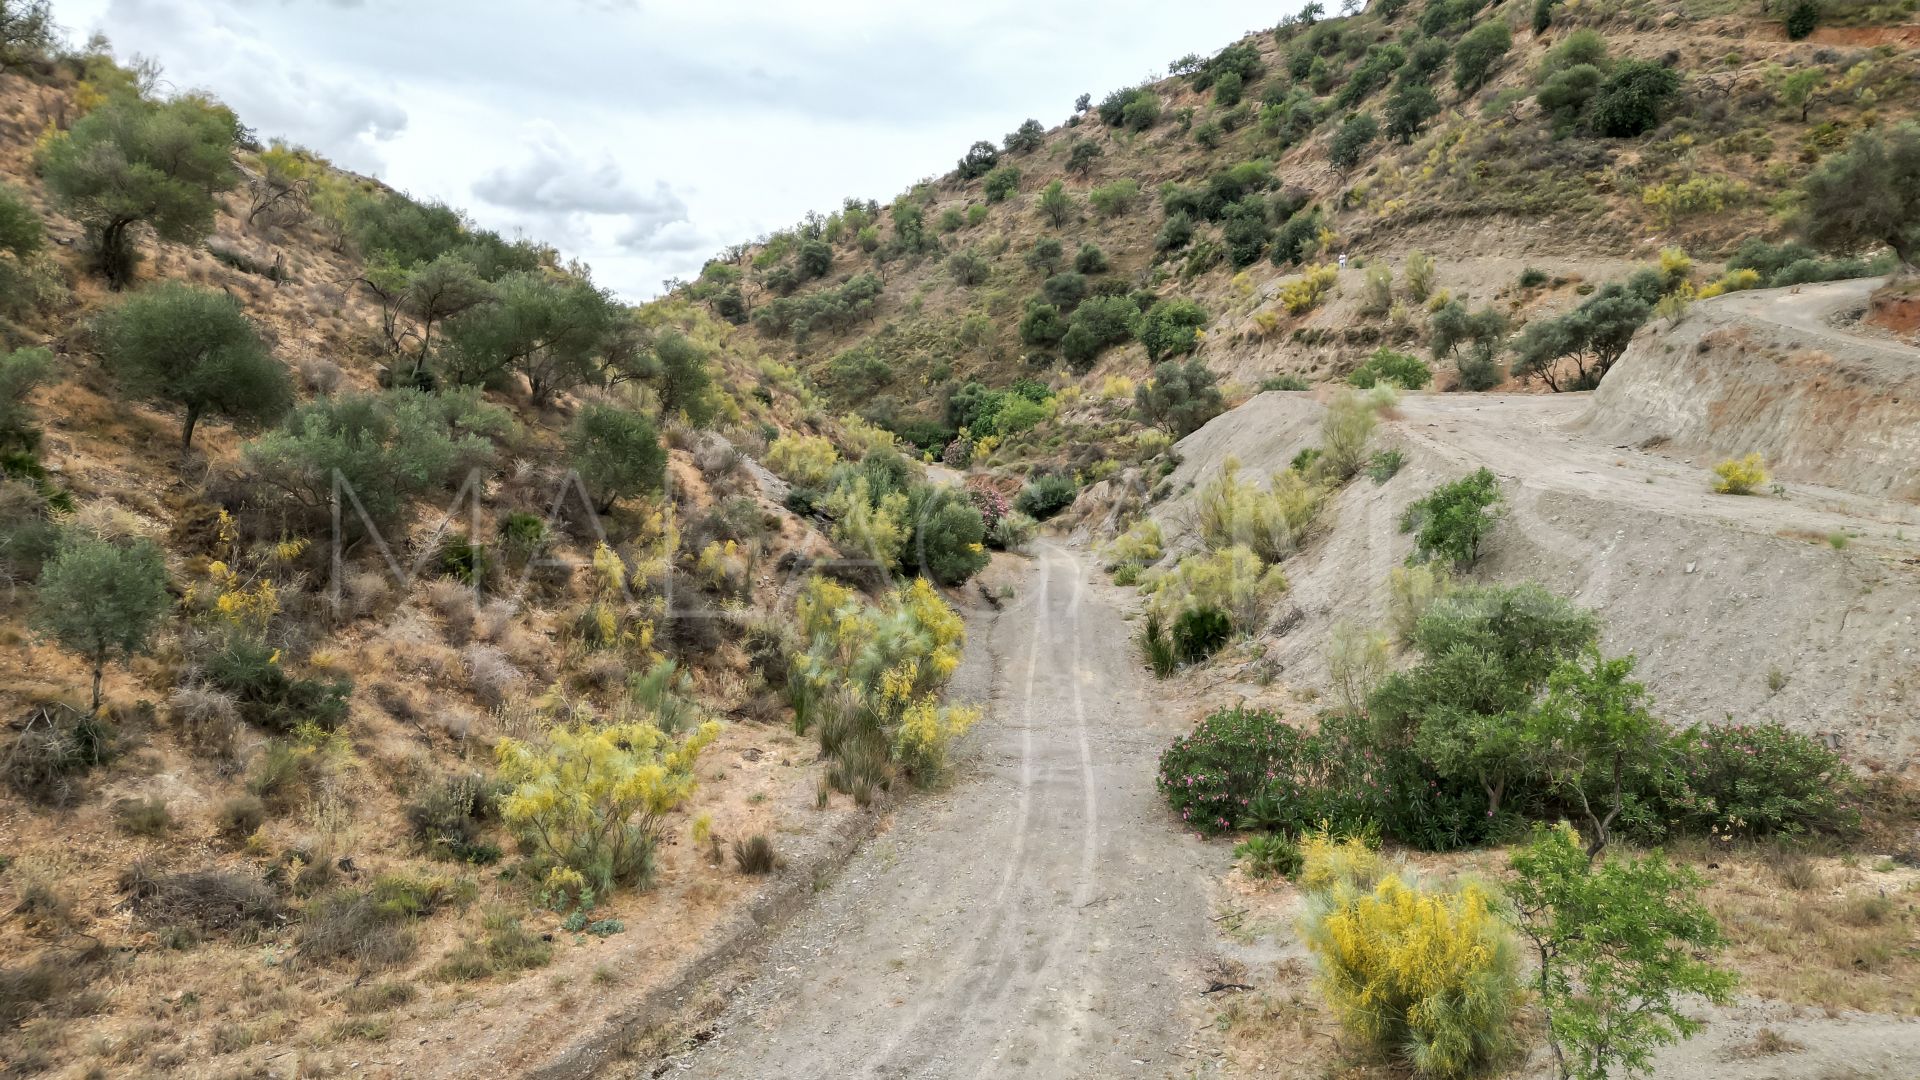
[646,543,1227,1078]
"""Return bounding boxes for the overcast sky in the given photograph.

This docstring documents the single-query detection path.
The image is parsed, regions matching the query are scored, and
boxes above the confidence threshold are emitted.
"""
[49,0,1287,300]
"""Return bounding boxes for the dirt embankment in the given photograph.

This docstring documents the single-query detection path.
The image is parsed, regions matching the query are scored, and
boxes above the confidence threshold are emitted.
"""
[1134,389,1920,769]
[1583,278,1920,503]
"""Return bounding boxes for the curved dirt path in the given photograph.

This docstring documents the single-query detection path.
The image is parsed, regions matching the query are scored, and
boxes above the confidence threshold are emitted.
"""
[643,542,1227,1079]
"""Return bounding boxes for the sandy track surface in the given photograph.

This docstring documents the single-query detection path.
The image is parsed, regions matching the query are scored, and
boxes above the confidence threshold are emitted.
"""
[644,543,1229,1079]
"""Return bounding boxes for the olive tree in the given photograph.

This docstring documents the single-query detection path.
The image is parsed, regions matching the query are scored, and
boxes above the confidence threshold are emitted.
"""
[1798,122,1920,269]
[93,283,293,451]
[649,331,716,427]
[1135,357,1224,437]
[441,271,618,405]
[36,94,241,288]
[0,0,54,71]
[35,535,171,711]
[567,403,666,513]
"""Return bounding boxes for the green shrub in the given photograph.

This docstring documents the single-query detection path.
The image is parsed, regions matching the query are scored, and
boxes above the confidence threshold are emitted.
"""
[733,834,777,874]
[204,635,352,733]
[1171,605,1232,663]
[1329,112,1379,170]
[1144,545,1287,631]
[1074,243,1109,274]
[1136,356,1223,437]
[982,164,1020,202]
[903,485,990,585]
[433,908,552,980]
[1655,722,1860,839]
[298,873,475,972]
[1235,833,1303,879]
[1037,179,1074,226]
[1366,448,1407,484]
[216,795,267,842]
[406,773,504,864]
[1783,0,1820,39]
[1589,60,1680,138]
[1014,474,1078,520]
[93,283,294,451]
[1349,348,1430,390]
[1399,468,1502,566]
[1041,271,1088,311]
[1451,20,1511,93]
[1261,374,1311,391]
[434,534,489,585]
[1157,706,1323,835]
[112,796,174,837]
[0,181,43,261]
[1088,178,1140,217]
[245,389,503,537]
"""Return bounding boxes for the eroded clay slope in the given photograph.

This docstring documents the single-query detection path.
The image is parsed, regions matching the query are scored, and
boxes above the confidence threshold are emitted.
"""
[1120,390,1920,767]
[1582,277,1920,502]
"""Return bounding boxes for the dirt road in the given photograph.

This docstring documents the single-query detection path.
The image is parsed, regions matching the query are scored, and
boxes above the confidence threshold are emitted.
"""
[646,543,1228,1079]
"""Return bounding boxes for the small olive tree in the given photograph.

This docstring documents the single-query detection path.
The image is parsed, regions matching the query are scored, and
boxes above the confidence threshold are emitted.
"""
[35,535,172,711]
[93,282,294,451]
[567,403,666,513]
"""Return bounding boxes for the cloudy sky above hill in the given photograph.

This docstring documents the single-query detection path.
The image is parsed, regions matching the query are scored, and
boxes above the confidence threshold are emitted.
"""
[50,0,1285,300]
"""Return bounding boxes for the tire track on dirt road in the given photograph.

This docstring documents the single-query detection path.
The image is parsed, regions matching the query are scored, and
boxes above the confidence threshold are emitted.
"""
[646,544,1226,1079]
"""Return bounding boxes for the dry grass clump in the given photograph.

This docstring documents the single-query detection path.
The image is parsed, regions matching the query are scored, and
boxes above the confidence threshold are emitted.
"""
[462,643,524,707]
[118,862,285,942]
[168,684,240,758]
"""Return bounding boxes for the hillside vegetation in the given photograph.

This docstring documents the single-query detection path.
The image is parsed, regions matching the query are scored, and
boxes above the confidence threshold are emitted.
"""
[0,10,1006,1076]
[677,0,1918,507]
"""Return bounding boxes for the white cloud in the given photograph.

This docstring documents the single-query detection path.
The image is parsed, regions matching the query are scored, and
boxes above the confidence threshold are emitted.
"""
[93,0,407,171]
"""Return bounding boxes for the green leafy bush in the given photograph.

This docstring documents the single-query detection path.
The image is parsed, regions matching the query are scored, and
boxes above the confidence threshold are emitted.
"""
[1235,832,1303,879]
[35,535,171,711]
[1655,722,1860,839]
[246,389,502,537]
[1171,605,1231,663]
[1348,348,1429,390]
[1400,468,1502,566]
[1157,706,1309,835]
[204,635,352,734]
[1136,356,1223,436]
[567,404,665,513]
[1013,474,1078,520]
[903,484,990,585]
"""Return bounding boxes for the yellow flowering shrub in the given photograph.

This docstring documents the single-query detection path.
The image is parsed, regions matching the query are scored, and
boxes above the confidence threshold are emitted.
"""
[1197,459,1324,562]
[1299,836,1522,1078]
[1102,518,1164,570]
[894,699,981,782]
[1710,453,1767,495]
[765,433,839,488]
[1142,544,1288,629]
[825,477,909,566]
[1280,263,1340,315]
[789,576,969,791]
[838,412,897,459]
[496,717,721,892]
